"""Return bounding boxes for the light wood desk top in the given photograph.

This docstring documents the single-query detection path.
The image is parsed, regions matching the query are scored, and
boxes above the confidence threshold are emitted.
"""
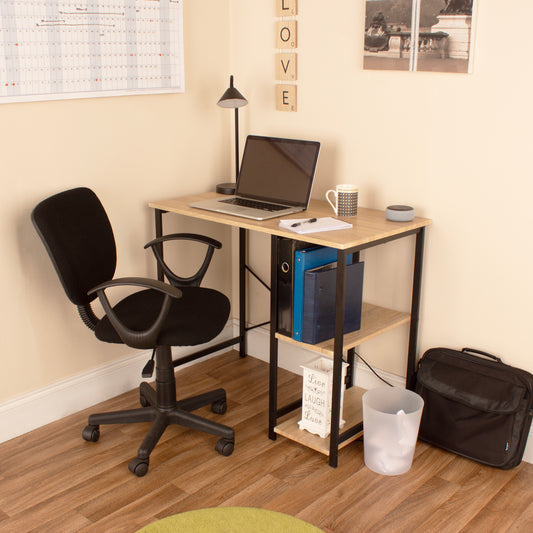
[149,192,431,250]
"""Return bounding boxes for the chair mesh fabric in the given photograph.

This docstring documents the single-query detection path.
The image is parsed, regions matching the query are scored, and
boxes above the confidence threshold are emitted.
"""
[32,187,117,306]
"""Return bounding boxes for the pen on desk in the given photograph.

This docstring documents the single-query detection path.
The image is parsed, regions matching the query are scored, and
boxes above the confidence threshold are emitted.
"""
[291,218,317,228]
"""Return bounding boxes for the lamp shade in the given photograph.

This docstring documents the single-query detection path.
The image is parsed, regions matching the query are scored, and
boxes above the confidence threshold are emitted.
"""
[217,75,248,108]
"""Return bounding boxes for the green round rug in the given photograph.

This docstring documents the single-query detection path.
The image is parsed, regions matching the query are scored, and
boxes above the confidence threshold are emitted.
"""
[136,507,324,532]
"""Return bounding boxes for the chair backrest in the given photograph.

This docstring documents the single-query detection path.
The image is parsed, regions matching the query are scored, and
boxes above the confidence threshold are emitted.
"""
[32,187,117,306]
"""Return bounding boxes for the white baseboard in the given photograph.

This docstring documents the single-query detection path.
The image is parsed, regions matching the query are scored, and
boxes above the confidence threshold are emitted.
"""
[2,320,532,465]
[0,324,234,444]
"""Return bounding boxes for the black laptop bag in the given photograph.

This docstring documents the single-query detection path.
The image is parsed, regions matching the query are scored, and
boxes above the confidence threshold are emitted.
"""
[415,347,533,469]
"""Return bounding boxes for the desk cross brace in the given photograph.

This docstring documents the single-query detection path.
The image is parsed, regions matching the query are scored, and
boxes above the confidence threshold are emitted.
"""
[245,264,271,292]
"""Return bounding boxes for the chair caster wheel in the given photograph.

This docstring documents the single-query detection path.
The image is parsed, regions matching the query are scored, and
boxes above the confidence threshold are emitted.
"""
[211,399,227,415]
[82,425,100,442]
[140,393,149,407]
[215,438,234,456]
[128,457,149,477]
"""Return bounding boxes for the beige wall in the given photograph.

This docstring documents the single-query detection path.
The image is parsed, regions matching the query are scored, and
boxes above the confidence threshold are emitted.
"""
[0,0,232,402]
[230,0,533,376]
[2,0,532,406]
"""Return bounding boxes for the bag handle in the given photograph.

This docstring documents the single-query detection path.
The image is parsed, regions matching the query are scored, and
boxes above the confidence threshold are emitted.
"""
[461,347,503,363]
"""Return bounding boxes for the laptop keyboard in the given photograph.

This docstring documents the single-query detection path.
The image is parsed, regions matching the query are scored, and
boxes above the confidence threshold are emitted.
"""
[219,197,287,212]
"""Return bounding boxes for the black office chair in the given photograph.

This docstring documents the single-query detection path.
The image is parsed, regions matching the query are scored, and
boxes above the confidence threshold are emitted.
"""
[31,187,234,476]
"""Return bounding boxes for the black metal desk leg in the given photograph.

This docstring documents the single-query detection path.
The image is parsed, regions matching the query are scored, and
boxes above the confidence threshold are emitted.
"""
[268,235,280,440]
[154,209,164,282]
[329,250,347,467]
[344,251,360,390]
[239,228,247,358]
[406,227,425,390]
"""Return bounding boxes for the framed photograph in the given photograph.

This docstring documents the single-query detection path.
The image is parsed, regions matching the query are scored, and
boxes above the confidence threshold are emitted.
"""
[363,0,476,73]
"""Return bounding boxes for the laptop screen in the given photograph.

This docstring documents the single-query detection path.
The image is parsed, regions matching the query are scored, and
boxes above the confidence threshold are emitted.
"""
[235,135,320,207]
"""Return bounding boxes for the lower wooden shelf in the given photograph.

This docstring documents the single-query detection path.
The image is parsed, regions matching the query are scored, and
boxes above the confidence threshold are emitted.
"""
[274,386,366,456]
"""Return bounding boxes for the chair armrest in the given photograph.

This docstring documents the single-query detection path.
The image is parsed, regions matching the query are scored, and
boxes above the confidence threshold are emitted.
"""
[144,233,222,288]
[88,277,182,349]
[145,233,222,250]
[89,277,183,298]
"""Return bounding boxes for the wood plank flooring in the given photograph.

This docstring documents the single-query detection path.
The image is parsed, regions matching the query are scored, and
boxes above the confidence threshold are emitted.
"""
[0,351,532,532]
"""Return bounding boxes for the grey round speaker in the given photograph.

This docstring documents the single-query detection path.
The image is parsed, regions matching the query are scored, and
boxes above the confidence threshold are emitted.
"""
[386,205,415,222]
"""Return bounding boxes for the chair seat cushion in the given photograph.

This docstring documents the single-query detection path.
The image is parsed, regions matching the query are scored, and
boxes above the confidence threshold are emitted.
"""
[95,287,230,347]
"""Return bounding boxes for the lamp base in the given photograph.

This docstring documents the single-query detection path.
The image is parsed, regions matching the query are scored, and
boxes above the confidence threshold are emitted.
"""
[216,182,236,195]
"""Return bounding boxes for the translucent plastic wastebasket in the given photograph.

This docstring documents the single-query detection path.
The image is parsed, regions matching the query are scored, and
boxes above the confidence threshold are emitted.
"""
[362,387,424,476]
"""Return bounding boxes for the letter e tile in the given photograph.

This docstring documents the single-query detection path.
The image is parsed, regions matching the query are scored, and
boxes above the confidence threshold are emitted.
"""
[276,84,297,112]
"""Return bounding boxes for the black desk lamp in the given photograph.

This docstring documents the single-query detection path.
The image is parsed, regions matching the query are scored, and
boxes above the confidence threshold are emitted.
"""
[216,75,248,195]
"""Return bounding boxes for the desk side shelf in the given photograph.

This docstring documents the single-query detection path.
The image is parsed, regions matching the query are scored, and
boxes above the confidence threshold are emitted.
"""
[273,302,410,455]
[275,302,410,357]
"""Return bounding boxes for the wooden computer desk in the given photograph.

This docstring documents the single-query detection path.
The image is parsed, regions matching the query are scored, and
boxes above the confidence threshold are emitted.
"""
[149,192,432,467]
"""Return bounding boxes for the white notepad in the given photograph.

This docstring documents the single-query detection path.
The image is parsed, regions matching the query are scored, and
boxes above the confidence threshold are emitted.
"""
[279,217,352,234]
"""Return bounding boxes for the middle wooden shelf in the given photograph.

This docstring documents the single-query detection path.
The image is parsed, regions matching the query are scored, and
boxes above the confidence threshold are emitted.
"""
[275,302,410,358]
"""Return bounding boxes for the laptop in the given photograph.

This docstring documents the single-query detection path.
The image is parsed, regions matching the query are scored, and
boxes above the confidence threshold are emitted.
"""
[190,135,321,221]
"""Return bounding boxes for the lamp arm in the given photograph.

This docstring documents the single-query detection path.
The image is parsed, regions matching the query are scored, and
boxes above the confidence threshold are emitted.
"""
[235,107,240,183]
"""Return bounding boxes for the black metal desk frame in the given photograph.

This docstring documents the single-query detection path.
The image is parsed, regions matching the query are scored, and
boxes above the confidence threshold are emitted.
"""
[152,203,426,468]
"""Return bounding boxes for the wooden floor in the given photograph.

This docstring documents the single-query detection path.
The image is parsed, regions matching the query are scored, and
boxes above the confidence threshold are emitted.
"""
[1,351,532,533]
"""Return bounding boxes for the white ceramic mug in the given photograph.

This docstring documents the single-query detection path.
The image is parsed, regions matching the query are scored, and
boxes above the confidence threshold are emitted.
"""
[326,184,358,217]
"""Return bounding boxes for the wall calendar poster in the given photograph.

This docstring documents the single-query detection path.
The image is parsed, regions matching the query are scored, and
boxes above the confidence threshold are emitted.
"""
[0,0,184,104]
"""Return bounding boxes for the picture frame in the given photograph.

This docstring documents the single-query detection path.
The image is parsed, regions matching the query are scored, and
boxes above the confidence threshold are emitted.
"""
[363,0,477,74]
